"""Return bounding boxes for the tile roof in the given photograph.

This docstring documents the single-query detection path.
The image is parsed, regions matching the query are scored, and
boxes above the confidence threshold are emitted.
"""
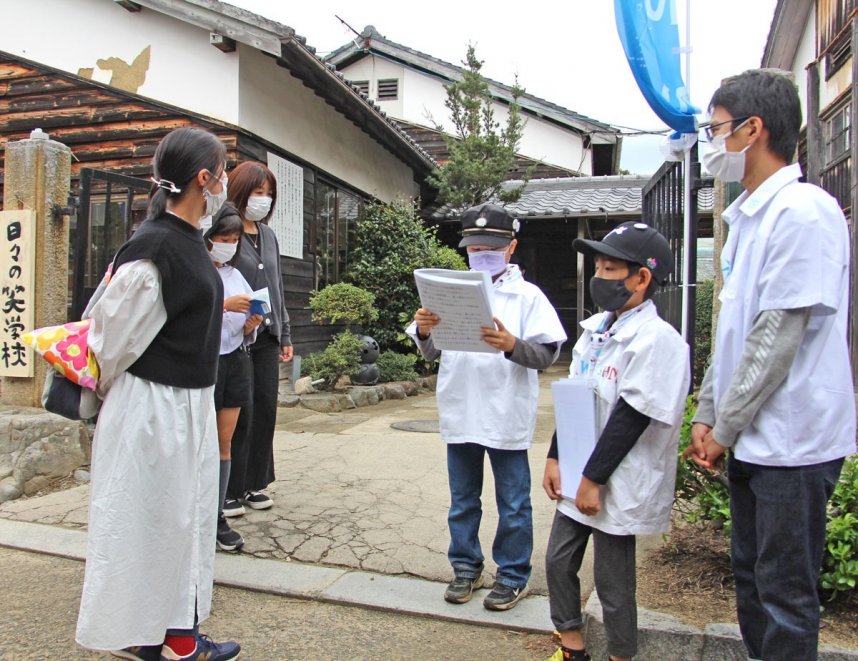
[425,175,715,221]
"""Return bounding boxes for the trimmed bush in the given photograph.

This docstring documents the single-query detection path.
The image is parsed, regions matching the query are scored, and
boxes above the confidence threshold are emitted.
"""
[345,200,466,354]
[376,350,419,383]
[309,283,378,327]
[299,331,363,389]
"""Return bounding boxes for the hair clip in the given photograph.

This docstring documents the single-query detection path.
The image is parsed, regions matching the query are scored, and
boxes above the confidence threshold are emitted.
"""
[150,177,182,194]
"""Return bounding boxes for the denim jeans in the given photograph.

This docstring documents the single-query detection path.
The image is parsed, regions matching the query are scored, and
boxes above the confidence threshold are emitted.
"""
[728,455,844,661]
[446,442,532,589]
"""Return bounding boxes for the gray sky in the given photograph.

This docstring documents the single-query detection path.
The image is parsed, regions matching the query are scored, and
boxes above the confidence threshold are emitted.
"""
[228,0,779,175]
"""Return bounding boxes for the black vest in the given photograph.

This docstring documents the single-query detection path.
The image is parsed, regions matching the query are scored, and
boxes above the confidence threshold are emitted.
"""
[112,213,223,388]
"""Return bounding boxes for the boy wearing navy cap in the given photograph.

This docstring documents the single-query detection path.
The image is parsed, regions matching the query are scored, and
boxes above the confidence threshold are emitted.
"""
[408,202,567,611]
[543,222,689,661]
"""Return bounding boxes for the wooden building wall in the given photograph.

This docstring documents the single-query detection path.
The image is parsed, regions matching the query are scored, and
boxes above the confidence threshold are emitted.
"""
[0,55,336,358]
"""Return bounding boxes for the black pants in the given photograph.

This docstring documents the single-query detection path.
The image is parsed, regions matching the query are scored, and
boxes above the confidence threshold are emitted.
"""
[226,332,279,498]
[728,455,843,661]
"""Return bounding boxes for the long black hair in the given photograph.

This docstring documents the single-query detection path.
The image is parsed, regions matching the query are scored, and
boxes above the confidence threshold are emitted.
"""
[204,202,243,266]
[148,127,227,220]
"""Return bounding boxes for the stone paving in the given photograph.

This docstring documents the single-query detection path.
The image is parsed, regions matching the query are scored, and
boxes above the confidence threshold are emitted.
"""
[0,364,583,595]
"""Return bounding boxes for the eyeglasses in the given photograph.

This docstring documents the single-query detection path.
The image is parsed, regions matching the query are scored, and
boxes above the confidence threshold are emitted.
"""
[701,116,750,141]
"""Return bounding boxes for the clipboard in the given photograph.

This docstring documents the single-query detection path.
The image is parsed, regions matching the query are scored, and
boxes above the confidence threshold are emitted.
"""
[551,378,598,499]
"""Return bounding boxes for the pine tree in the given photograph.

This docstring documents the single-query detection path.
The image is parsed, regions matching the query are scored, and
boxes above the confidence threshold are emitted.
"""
[427,46,530,209]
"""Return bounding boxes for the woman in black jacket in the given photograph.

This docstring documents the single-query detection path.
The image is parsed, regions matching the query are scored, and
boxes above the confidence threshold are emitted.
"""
[222,161,292,517]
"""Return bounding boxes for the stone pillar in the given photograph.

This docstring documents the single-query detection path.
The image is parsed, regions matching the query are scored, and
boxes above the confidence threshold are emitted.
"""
[1,129,72,407]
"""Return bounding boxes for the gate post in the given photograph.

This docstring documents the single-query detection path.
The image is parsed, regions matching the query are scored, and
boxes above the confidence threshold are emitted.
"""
[1,129,72,407]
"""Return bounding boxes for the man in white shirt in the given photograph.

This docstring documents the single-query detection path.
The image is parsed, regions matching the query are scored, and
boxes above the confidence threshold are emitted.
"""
[687,69,855,661]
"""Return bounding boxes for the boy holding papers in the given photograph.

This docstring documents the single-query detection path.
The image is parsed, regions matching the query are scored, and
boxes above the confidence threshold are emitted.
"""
[543,223,689,661]
[408,203,566,611]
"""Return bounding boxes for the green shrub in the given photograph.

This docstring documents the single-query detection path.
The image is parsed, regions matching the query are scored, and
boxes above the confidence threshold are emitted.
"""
[821,456,858,600]
[299,331,363,389]
[376,350,419,382]
[694,280,714,388]
[309,283,378,327]
[345,200,466,354]
[675,396,858,602]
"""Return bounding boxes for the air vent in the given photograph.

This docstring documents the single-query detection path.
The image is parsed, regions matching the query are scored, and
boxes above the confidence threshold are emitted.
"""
[377,78,399,100]
[351,80,369,95]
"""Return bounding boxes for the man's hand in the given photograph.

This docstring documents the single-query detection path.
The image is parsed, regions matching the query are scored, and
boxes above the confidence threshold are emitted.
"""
[683,423,712,466]
[280,344,294,362]
[575,476,601,516]
[480,317,516,353]
[700,430,727,470]
[414,308,440,338]
[543,458,562,501]
[224,294,251,313]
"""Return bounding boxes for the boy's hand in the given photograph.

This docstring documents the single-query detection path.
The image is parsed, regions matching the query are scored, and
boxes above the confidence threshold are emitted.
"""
[224,294,251,313]
[414,308,440,337]
[543,459,562,501]
[480,317,516,353]
[575,477,601,516]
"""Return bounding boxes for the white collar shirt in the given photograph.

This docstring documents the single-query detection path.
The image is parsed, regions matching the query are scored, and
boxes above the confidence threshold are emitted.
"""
[714,163,855,465]
[558,300,690,535]
[433,264,567,450]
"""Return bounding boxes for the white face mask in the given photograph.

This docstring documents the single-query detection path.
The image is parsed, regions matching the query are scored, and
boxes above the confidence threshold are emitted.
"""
[208,240,237,265]
[702,120,750,183]
[203,171,228,219]
[245,195,273,222]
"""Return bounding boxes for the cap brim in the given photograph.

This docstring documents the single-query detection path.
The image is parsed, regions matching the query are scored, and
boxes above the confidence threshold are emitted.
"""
[571,238,638,263]
[459,234,512,248]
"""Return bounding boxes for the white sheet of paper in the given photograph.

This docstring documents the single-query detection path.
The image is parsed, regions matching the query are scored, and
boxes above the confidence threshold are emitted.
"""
[551,378,598,500]
[414,268,497,353]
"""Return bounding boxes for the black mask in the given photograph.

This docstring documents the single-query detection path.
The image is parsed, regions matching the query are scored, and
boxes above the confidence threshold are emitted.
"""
[590,276,634,311]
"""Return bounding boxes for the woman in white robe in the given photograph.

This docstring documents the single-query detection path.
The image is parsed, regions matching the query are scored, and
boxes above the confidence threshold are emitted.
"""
[75,127,240,661]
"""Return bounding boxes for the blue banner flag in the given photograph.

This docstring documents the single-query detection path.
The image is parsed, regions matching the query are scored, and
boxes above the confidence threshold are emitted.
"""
[614,0,698,134]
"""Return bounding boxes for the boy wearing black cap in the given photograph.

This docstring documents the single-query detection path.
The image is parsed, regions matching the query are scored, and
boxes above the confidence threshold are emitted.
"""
[408,203,567,611]
[543,222,689,661]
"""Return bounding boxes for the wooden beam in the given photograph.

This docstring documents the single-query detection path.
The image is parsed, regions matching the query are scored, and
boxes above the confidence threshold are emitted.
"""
[114,0,142,12]
[210,33,236,53]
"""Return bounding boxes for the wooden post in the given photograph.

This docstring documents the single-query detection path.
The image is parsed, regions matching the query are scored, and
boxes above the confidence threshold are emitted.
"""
[805,61,822,185]
[1,129,71,407]
[576,218,588,341]
[850,15,858,381]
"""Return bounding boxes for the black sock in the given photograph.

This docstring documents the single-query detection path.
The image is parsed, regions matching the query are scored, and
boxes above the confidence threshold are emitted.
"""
[559,645,590,661]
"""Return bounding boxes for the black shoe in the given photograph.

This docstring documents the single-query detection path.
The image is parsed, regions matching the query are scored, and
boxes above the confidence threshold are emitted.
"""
[111,645,163,661]
[216,515,244,552]
[483,582,528,610]
[241,490,273,510]
[444,574,484,604]
[222,498,245,518]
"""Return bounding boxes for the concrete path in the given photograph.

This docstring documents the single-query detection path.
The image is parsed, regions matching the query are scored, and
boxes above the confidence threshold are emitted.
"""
[0,363,666,656]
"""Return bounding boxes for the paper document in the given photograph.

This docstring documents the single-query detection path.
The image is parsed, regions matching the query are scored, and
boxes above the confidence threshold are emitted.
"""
[551,378,599,499]
[249,287,271,316]
[413,269,496,353]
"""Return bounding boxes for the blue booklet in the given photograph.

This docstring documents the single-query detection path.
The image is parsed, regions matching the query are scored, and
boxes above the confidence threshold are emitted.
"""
[249,287,270,316]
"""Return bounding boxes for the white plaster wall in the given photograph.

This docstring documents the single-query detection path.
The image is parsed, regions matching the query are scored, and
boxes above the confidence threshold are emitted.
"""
[1,0,241,124]
[342,60,591,173]
[822,56,853,108]
[237,46,417,202]
[792,7,817,124]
